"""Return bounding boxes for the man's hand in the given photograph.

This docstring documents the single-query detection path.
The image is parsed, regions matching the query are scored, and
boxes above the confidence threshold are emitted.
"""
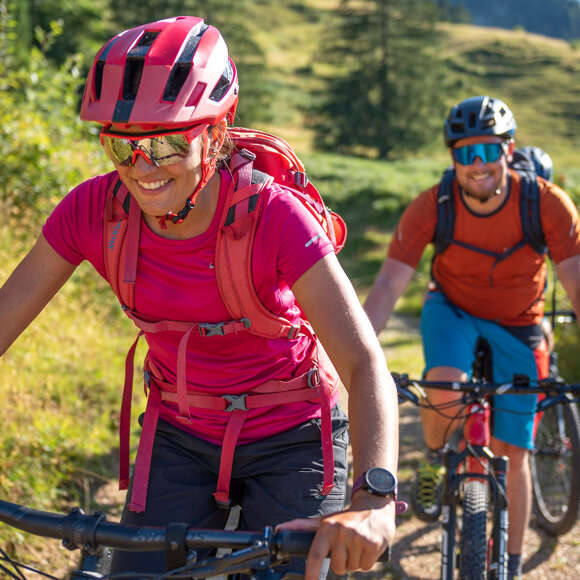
[276,493,396,580]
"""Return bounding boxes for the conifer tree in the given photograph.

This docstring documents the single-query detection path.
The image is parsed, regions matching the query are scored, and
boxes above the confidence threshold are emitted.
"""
[312,0,449,158]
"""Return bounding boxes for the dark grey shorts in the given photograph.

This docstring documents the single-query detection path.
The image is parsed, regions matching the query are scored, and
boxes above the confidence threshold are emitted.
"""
[110,406,349,576]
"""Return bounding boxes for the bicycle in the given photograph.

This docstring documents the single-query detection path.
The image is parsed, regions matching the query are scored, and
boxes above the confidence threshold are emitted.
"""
[393,371,580,580]
[0,497,391,579]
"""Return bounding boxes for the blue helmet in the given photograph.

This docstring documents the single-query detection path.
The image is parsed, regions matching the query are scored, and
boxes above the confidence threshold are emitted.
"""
[519,146,554,181]
[444,96,516,147]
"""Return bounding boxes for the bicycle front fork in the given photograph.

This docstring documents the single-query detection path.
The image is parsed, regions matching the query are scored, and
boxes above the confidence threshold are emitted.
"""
[439,449,509,580]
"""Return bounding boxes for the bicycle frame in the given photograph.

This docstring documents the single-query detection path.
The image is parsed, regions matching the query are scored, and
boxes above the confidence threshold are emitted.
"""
[395,371,580,580]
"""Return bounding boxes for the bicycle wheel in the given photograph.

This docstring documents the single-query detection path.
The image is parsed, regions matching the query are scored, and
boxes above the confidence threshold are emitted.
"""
[531,398,580,536]
[458,480,488,580]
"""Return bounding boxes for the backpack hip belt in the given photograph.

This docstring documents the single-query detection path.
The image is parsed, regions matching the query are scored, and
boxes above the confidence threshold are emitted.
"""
[122,354,337,513]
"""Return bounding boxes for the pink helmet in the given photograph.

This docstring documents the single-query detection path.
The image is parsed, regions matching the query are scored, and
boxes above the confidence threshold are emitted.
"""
[80,16,238,128]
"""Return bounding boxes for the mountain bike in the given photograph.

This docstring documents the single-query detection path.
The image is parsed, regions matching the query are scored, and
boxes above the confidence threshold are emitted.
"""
[531,309,580,536]
[393,371,580,580]
[0,497,391,579]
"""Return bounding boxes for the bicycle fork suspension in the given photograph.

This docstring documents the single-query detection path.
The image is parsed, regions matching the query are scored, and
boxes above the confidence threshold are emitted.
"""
[440,450,461,580]
[489,455,509,580]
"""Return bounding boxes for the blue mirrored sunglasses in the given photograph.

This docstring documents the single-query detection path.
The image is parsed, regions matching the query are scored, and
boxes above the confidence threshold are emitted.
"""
[452,142,506,166]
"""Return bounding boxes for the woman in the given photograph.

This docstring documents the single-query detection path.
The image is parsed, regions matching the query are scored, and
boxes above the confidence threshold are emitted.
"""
[0,16,399,579]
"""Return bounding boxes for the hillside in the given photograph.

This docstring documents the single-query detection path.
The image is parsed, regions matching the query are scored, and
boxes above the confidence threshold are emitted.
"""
[444,0,580,41]
[249,6,580,172]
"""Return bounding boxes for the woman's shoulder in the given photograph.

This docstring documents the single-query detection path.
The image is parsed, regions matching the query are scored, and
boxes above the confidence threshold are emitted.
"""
[68,170,119,199]
[259,181,319,220]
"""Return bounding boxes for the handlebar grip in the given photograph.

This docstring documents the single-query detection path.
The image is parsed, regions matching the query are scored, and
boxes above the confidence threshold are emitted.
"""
[275,530,391,562]
[276,529,314,556]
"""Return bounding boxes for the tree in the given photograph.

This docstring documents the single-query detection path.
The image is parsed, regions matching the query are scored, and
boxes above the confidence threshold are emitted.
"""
[311,0,449,159]
[14,0,112,66]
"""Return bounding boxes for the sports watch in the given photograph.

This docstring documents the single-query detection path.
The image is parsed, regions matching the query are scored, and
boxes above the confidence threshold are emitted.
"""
[351,467,397,499]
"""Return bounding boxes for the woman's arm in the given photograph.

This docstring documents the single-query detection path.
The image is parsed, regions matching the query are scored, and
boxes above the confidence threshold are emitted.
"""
[288,252,398,579]
[0,234,77,356]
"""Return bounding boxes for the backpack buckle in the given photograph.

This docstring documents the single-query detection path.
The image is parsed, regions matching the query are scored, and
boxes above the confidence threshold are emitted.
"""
[239,148,256,161]
[198,322,226,336]
[307,368,320,388]
[223,394,248,412]
[294,171,308,187]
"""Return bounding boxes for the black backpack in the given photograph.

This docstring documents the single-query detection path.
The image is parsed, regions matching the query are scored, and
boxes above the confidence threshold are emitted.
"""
[433,149,547,260]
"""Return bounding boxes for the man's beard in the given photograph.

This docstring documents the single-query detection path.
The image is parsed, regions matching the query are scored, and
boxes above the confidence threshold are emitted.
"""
[461,185,502,204]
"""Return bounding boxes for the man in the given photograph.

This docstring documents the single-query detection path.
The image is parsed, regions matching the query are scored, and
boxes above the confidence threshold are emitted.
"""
[364,95,580,579]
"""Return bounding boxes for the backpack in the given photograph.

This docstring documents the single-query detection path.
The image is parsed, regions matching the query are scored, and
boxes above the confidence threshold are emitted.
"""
[104,127,347,337]
[102,128,346,511]
[433,148,547,260]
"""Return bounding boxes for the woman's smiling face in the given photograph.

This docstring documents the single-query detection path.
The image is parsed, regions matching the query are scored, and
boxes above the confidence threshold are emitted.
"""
[107,124,206,220]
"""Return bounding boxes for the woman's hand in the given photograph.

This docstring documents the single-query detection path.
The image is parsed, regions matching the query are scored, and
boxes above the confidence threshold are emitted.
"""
[277,493,396,580]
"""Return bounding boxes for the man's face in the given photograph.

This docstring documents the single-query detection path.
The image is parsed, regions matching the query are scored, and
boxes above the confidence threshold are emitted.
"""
[451,135,513,201]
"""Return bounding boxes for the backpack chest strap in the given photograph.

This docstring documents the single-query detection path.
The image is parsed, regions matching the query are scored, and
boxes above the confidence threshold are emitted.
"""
[124,363,336,512]
[117,313,253,494]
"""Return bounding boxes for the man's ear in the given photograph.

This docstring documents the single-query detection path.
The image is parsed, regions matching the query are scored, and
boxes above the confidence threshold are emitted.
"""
[504,139,515,164]
[448,148,457,169]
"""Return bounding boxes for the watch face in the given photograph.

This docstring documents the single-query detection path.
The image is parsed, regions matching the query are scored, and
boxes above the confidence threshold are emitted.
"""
[366,467,397,495]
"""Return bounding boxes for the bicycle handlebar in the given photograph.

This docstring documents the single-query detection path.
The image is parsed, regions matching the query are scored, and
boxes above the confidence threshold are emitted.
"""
[0,499,391,562]
[393,373,580,410]
[0,498,303,556]
[393,373,580,395]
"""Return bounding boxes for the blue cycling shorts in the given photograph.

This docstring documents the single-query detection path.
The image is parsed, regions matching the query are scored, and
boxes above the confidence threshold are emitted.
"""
[420,291,548,450]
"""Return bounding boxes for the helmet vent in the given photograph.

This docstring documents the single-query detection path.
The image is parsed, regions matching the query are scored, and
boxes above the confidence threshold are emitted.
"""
[94,62,105,100]
[468,112,477,128]
[137,30,159,47]
[123,59,144,100]
[209,61,234,102]
[94,37,119,101]
[163,64,191,101]
[162,24,208,102]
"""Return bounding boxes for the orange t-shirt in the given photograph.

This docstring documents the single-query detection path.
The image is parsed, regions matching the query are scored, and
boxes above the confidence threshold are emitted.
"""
[388,171,580,325]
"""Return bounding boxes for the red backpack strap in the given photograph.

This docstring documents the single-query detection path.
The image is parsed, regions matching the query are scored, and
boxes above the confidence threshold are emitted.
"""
[103,177,141,310]
[215,152,306,339]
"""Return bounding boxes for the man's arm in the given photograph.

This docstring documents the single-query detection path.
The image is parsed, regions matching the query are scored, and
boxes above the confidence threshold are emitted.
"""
[556,254,580,326]
[363,257,416,334]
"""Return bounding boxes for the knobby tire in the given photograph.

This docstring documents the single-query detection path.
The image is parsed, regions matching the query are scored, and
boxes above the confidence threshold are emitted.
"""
[459,480,488,580]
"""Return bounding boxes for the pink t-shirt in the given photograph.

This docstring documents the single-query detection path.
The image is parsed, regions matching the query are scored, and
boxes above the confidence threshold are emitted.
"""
[43,169,338,444]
